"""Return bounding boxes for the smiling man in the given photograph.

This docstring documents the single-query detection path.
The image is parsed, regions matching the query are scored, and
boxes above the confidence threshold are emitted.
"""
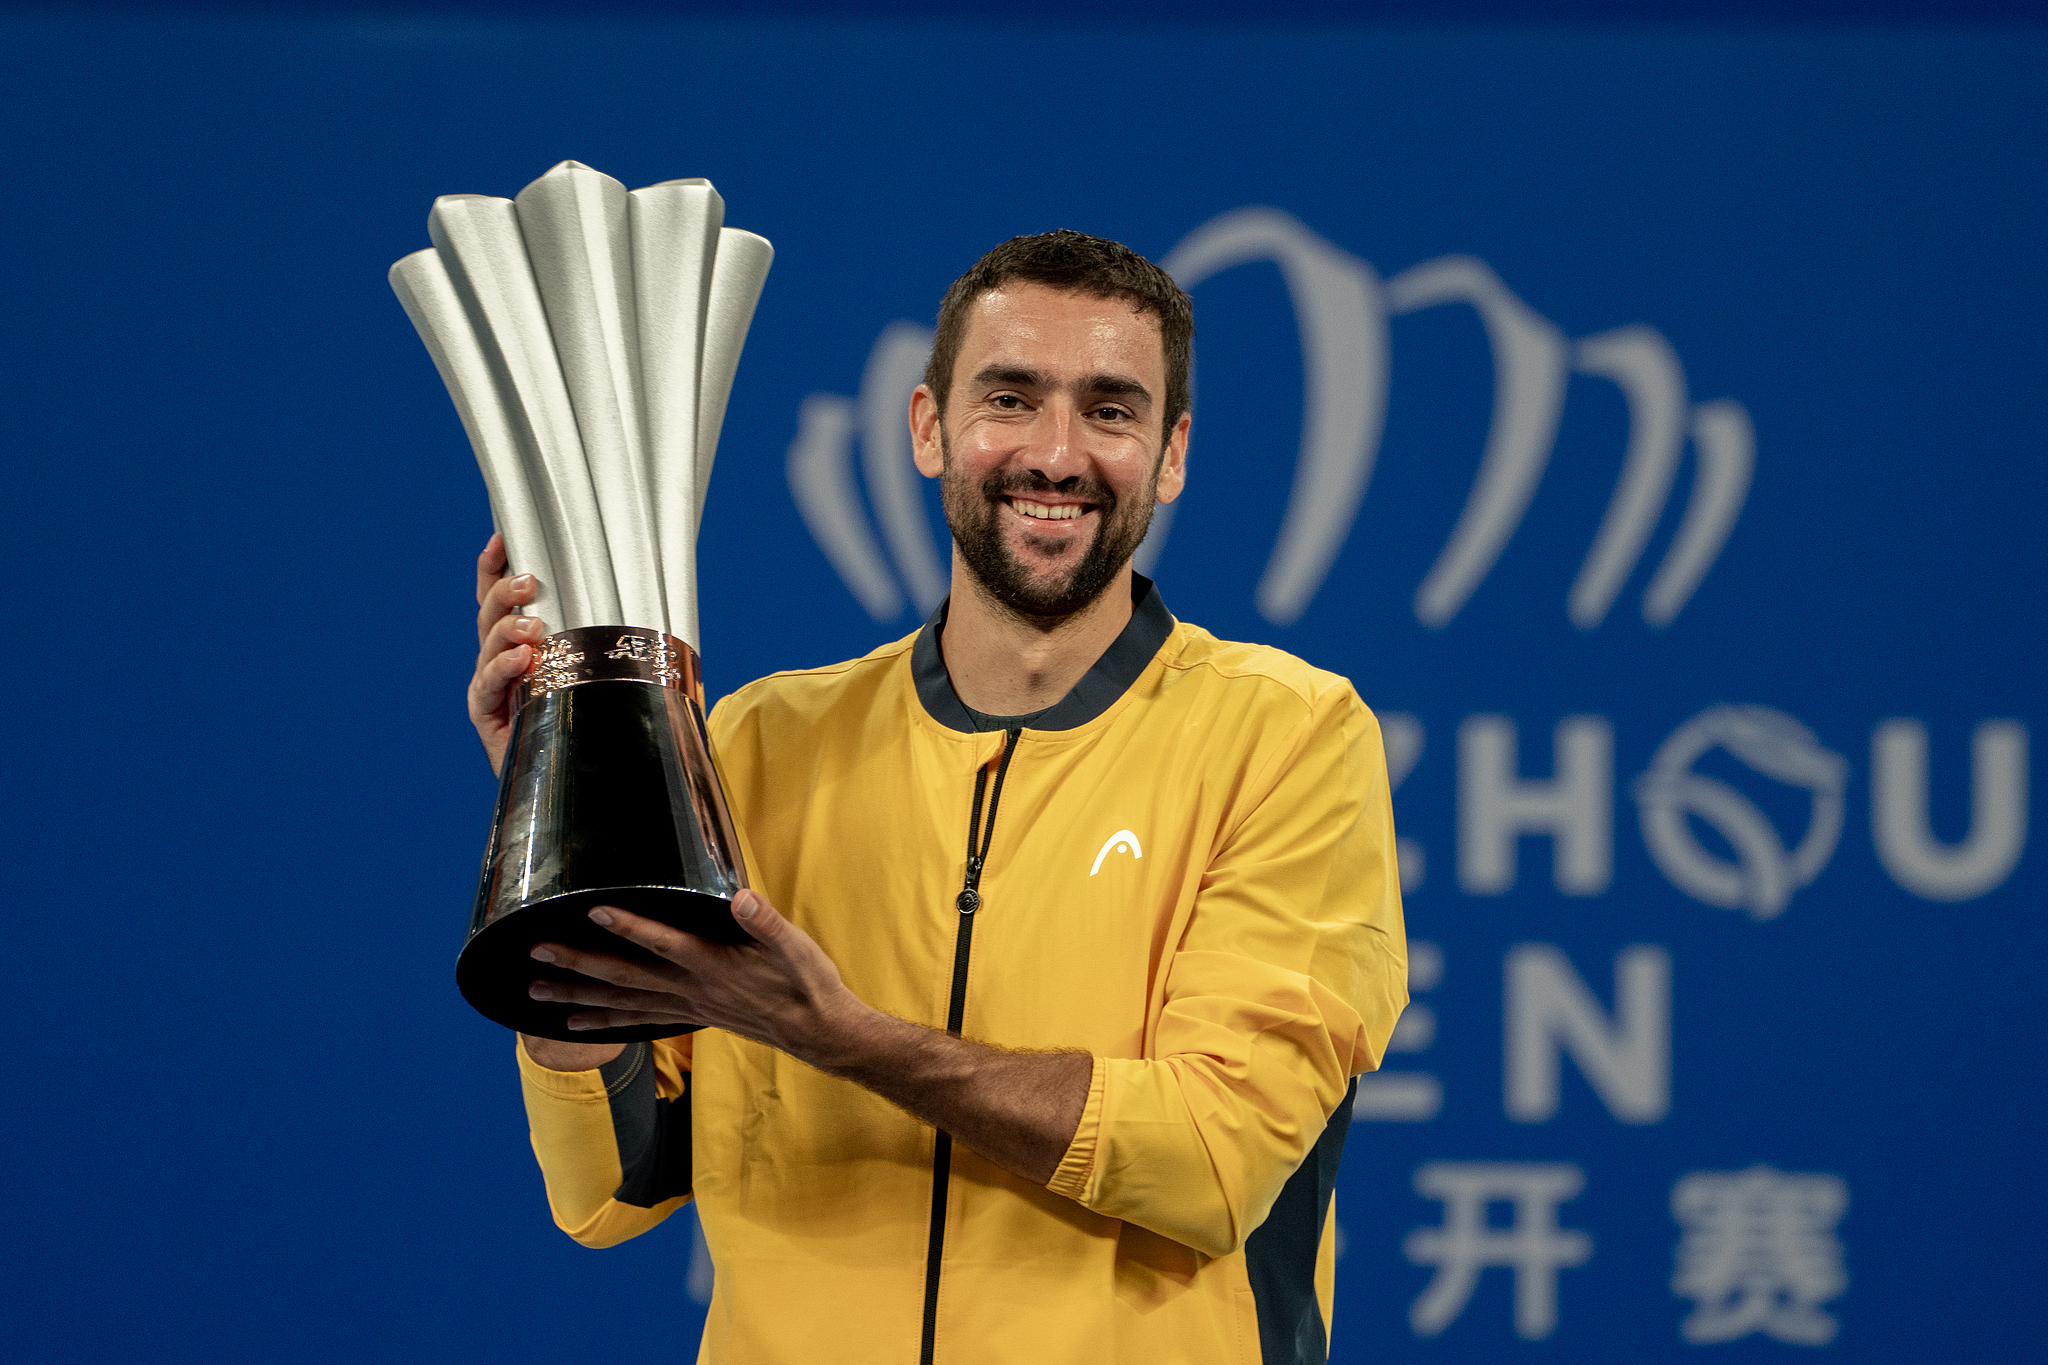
[470,230,1409,1365]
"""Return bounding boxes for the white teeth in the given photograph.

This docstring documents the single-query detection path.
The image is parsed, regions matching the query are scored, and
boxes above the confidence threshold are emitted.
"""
[1014,501,1084,521]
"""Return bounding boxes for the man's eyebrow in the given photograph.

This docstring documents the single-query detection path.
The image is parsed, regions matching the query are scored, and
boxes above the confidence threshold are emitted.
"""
[1081,373,1153,406]
[971,365,1047,389]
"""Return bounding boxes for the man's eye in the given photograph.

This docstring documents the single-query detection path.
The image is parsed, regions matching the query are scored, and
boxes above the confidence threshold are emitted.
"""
[1092,406,1129,421]
[991,394,1023,409]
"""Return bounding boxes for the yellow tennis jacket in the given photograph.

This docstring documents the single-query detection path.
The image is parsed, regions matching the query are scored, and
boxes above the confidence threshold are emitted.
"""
[515,579,1409,1364]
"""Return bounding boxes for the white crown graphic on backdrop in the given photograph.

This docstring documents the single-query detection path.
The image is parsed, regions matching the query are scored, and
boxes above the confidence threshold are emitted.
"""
[789,207,1752,630]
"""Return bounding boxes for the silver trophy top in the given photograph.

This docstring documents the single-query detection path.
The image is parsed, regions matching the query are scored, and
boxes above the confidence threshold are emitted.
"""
[390,160,773,651]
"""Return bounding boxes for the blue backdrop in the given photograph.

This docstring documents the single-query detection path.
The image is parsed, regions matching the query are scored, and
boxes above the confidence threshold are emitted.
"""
[4,4,2042,1361]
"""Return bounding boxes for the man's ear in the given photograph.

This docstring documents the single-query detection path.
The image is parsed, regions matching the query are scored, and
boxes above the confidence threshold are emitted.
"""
[910,384,945,478]
[1155,411,1191,505]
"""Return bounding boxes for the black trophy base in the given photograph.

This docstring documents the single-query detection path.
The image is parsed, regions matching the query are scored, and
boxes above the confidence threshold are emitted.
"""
[456,884,748,1042]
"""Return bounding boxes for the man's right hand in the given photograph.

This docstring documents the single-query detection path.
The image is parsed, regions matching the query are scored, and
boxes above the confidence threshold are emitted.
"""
[471,532,547,777]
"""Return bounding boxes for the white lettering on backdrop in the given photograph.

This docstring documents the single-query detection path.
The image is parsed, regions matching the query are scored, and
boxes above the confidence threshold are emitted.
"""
[1458,715,1614,896]
[1355,939,1444,1122]
[1871,719,2030,901]
[1505,944,1672,1125]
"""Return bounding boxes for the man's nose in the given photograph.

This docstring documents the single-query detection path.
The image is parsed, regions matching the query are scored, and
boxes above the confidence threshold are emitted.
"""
[1022,400,1082,480]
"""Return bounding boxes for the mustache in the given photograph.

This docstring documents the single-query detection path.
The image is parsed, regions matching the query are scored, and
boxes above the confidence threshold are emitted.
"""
[979,469,1118,510]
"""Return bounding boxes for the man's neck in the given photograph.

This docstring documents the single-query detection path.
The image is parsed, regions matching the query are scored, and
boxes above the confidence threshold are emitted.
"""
[937,554,1136,717]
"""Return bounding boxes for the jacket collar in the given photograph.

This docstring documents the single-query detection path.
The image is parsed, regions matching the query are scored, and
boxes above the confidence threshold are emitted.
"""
[912,574,1175,733]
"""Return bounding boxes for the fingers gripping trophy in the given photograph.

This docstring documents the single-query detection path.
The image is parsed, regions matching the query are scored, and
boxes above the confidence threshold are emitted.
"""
[390,161,773,1043]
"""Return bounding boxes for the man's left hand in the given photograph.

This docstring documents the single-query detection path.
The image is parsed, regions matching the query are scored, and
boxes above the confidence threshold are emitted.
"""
[531,889,1093,1186]
[530,890,860,1063]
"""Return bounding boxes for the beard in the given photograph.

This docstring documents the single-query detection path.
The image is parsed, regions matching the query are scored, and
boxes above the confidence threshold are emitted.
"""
[940,432,1160,622]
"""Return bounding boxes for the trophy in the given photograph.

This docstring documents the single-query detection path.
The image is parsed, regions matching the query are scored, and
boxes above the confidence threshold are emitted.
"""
[390,161,773,1042]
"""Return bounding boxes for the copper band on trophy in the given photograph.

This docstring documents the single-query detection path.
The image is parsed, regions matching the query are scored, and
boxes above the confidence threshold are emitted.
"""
[513,626,705,710]
[390,160,772,1042]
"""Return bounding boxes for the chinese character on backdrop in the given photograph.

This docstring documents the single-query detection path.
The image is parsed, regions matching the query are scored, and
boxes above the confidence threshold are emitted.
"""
[1671,1166,1849,1345]
[1404,1162,1593,1340]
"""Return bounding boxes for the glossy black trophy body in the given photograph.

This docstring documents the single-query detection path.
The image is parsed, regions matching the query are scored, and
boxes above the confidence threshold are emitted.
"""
[457,626,749,1042]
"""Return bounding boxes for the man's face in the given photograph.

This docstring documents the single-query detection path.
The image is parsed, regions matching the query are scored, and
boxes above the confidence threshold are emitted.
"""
[910,283,1189,620]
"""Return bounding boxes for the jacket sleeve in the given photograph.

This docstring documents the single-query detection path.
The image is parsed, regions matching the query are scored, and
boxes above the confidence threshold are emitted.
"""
[1044,684,1408,1259]
[516,1033,697,1247]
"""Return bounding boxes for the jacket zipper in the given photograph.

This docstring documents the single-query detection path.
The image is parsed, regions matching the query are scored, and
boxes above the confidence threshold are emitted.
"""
[919,727,1023,1365]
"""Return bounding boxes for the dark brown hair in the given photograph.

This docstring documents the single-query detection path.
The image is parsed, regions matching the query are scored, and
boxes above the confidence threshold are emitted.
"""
[923,229,1193,434]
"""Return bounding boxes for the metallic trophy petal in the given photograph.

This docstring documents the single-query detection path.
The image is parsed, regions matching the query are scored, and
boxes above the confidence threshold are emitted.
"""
[685,228,775,645]
[627,177,724,645]
[392,163,773,1040]
[515,162,666,634]
[389,248,566,634]
[697,228,776,525]
[427,191,623,630]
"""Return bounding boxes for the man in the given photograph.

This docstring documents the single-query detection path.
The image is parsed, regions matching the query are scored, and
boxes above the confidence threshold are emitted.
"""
[467,231,1408,1364]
